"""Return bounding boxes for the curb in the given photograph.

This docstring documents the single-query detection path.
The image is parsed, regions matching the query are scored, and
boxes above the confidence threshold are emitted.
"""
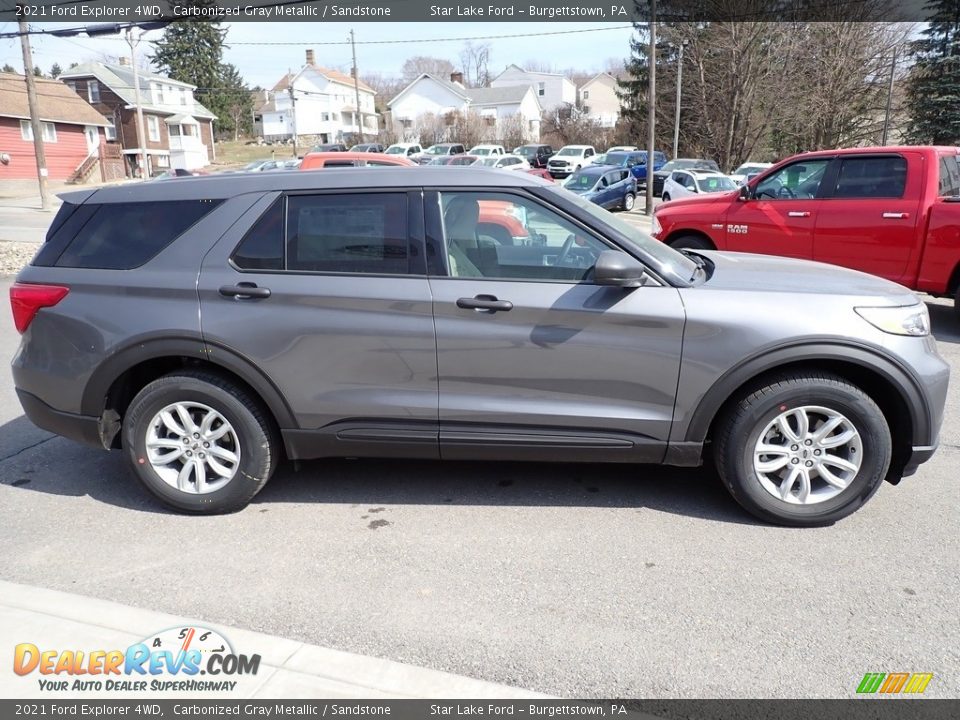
[0,580,550,699]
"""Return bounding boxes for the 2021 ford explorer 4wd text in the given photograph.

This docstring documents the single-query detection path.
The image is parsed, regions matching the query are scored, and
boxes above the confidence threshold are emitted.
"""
[10,168,950,525]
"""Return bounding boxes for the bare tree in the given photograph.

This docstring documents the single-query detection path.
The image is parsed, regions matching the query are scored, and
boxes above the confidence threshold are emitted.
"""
[497,113,528,150]
[401,56,455,83]
[460,42,491,87]
[413,112,446,146]
[449,109,491,148]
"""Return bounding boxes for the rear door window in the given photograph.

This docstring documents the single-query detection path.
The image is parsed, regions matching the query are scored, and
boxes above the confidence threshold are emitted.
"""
[939,155,960,196]
[36,200,220,269]
[831,156,907,198]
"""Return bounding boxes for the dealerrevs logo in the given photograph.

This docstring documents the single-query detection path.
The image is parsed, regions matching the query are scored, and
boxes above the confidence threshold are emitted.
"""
[13,626,260,692]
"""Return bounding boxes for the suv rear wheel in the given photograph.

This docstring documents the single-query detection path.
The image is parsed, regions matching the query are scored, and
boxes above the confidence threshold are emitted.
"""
[123,371,278,514]
[715,373,891,526]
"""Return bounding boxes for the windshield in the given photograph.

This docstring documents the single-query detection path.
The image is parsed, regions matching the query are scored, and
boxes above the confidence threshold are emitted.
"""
[556,148,583,157]
[544,186,699,283]
[734,164,766,175]
[478,157,500,167]
[605,152,635,167]
[243,161,266,170]
[696,176,737,192]
[566,173,600,191]
[516,146,536,157]
[450,156,478,166]
[427,157,449,165]
[385,146,407,154]
[424,146,447,155]
[472,148,492,156]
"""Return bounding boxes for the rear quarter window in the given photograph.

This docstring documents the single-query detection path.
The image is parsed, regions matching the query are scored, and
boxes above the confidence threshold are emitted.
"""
[34,199,220,269]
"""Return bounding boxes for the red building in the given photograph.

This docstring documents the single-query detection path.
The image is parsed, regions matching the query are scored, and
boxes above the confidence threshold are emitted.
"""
[0,72,114,182]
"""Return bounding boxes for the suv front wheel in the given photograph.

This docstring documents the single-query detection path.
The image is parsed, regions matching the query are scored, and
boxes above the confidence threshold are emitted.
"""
[123,371,278,514]
[715,373,891,526]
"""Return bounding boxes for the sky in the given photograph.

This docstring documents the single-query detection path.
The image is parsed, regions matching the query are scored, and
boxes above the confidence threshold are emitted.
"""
[0,21,638,89]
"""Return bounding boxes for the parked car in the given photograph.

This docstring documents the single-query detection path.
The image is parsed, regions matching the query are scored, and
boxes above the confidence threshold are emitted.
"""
[299,152,415,169]
[729,162,774,186]
[651,145,960,317]
[514,144,555,168]
[151,168,208,181]
[603,151,668,183]
[264,159,301,171]
[12,167,947,524]
[385,143,423,159]
[427,155,481,167]
[349,143,386,153]
[468,144,506,157]
[547,145,598,178]
[661,169,738,201]
[240,159,277,173]
[648,158,721,194]
[312,143,348,152]
[564,166,638,211]
[476,155,531,171]
[416,143,466,165]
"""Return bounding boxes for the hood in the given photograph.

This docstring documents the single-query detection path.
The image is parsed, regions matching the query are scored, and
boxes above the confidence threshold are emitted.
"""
[660,190,738,208]
[698,251,918,303]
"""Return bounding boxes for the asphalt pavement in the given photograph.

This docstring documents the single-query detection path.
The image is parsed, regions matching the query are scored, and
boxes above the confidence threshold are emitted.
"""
[0,280,957,699]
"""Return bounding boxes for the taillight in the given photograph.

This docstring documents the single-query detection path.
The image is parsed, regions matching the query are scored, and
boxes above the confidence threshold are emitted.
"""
[9,283,69,334]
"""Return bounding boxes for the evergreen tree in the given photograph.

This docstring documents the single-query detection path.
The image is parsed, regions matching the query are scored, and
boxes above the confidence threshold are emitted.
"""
[220,63,253,140]
[1,63,15,74]
[907,0,960,144]
[32,66,43,78]
[50,63,62,79]
[617,22,651,142]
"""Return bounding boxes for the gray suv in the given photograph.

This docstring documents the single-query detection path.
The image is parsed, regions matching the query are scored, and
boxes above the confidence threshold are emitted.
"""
[10,168,949,525]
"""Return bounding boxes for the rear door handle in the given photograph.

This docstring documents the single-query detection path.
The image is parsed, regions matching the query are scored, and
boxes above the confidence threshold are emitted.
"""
[882,212,910,219]
[219,282,271,299]
[787,211,811,218]
[456,295,513,312]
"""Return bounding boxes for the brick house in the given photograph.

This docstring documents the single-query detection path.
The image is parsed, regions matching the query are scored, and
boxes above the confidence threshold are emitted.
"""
[60,60,216,178]
[0,72,114,183]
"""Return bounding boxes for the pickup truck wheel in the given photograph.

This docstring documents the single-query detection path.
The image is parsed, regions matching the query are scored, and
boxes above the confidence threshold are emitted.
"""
[123,371,279,515]
[671,235,714,251]
[715,373,891,526]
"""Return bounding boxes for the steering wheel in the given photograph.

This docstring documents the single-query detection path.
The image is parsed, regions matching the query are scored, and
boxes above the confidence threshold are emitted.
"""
[555,233,576,267]
[777,185,797,199]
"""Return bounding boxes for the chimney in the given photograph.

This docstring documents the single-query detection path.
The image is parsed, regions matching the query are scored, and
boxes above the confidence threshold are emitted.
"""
[305,49,315,66]
[450,72,464,85]
[118,57,130,66]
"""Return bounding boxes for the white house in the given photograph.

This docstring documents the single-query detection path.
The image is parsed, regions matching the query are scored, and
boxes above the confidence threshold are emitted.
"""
[388,72,541,143]
[579,73,622,128]
[256,49,378,144]
[489,64,576,113]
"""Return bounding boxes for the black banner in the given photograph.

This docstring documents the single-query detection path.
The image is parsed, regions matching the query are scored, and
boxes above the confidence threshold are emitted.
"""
[1,700,959,720]
[0,0,945,24]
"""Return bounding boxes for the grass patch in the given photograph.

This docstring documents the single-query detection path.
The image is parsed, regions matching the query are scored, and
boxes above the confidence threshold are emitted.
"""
[211,139,299,169]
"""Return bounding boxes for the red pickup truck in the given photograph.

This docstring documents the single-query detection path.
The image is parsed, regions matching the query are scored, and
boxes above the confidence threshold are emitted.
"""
[651,146,960,315]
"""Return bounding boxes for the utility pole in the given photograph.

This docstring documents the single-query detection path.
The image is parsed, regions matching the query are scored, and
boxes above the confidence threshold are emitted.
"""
[645,1,656,216]
[673,41,686,160]
[18,14,51,211]
[125,28,150,179]
[349,29,364,143]
[288,86,298,156]
[882,47,897,146]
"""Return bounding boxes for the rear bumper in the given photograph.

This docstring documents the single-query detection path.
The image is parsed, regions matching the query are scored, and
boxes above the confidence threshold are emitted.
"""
[16,388,104,449]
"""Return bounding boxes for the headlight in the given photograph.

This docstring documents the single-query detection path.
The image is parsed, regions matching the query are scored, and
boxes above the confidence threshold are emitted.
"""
[651,214,662,237]
[855,304,930,336]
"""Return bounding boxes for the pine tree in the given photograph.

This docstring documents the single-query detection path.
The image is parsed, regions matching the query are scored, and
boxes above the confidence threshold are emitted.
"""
[32,66,43,78]
[150,1,229,133]
[50,63,62,79]
[907,0,960,144]
[1,63,15,74]
[617,23,651,142]
[220,63,253,140]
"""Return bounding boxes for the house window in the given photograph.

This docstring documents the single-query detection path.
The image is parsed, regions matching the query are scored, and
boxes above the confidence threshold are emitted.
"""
[169,125,181,137]
[147,115,160,142]
[88,80,100,103]
[179,88,187,105]
[155,154,170,168]
[537,82,545,97]
[583,90,590,100]
[20,120,57,142]
[401,118,412,129]
[154,84,165,104]
[583,105,591,114]
[322,113,330,121]
[105,124,117,141]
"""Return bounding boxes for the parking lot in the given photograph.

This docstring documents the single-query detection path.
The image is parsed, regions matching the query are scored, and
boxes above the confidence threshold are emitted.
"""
[0,267,956,698]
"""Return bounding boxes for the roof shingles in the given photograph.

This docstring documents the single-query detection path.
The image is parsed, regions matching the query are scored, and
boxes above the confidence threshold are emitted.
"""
[0,72,110,126]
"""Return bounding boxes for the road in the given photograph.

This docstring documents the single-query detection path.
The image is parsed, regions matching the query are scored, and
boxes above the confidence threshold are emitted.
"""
[0,281,958,698]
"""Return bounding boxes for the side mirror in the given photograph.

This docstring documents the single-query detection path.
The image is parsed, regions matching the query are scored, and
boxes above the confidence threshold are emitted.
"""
[593,250,648,288]
[739,184,750,201]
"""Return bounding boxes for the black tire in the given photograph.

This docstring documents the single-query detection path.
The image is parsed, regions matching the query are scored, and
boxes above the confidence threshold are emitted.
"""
[123,371,279,514]
[954,286,960,321]
[622,193,636,211]
[670,234,715,251]
[714,373,891,527]
[661,193,671,202]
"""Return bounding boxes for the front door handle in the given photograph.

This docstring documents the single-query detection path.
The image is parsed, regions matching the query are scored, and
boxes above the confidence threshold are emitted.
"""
[456,295,513,313]
[787,211,811,218]
[882,212,910,219]
[219,282,271,299]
